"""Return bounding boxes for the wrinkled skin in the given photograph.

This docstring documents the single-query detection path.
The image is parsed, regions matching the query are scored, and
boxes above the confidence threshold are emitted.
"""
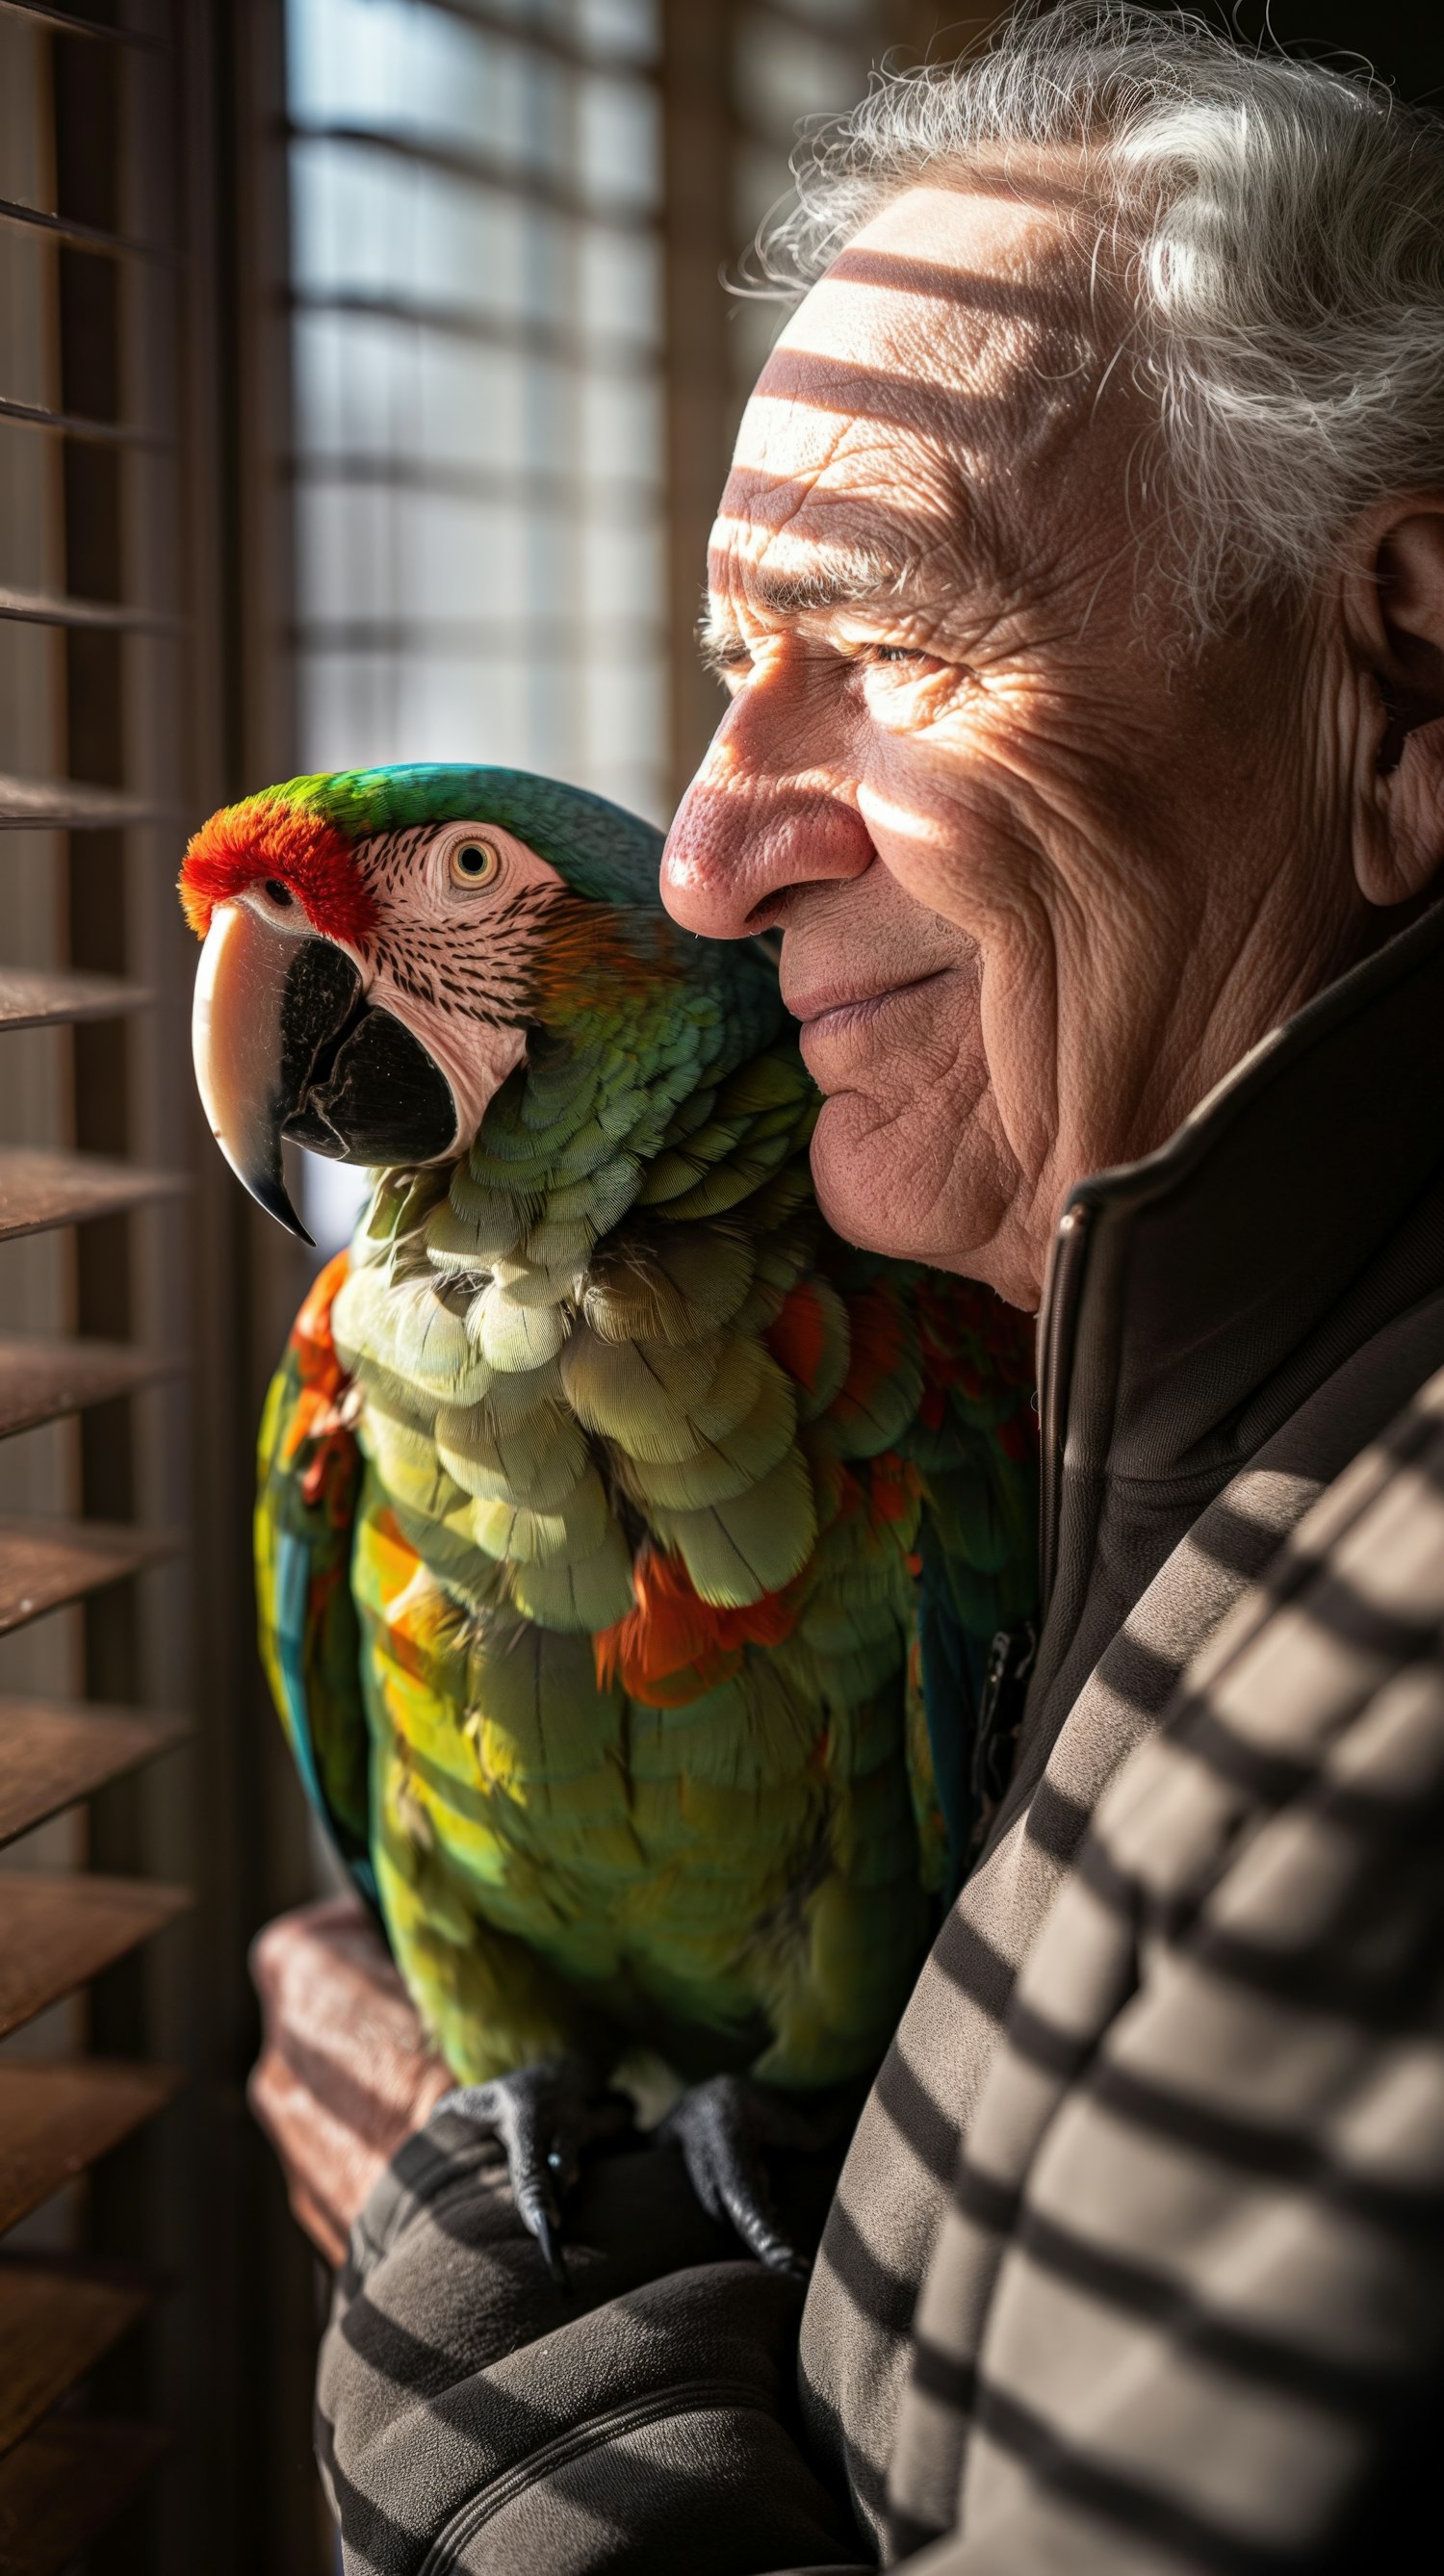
[660,175,1444,1311]
[253,163,1444,2262]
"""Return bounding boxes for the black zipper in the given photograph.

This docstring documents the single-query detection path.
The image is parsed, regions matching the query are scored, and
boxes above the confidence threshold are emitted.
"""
[965,1618,1040,1860]
[1035,1198,1093,1608]
[417,2375,774,2569]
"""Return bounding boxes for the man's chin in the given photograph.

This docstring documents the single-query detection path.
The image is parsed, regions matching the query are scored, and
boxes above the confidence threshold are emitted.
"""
[810,1095,982,1275]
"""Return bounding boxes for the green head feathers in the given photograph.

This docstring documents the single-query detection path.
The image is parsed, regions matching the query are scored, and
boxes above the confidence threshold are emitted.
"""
[181,761,672,935]
[180,760,784,1241]
[266,763,671,911]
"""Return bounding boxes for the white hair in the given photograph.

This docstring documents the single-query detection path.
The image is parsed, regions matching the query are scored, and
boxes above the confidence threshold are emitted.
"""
[755,1,1444,631]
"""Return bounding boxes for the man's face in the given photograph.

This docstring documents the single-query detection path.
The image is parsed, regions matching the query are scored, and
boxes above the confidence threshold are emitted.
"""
[660,179,1364,1309]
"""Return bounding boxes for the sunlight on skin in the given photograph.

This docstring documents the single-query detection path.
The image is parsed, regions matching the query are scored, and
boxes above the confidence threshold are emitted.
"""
[660,177,1386,1311]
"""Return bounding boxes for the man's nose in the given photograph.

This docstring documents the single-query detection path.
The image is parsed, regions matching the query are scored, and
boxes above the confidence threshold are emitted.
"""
[660,690,874,941]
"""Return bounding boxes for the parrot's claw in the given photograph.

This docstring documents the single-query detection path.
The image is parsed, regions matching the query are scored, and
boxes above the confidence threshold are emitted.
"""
[438,2054,633,2287]
[658,2074,846,2278]
[531,2202,569,2292]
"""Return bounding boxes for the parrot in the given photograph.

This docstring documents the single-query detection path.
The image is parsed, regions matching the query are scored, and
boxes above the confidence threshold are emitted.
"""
[181,762,1038,2277]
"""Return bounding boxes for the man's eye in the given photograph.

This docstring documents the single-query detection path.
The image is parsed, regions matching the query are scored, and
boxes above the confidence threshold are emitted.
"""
[866,643,925,666]
[703,637,753,683]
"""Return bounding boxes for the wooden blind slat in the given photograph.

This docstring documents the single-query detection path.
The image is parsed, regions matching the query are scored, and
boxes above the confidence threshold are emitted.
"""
[0,199,163,266]
[0,4,166,52]
[289,119,657,236]
[0,2262,150,2460]
[0,1149,184,1245]
[0,775,172,832]
[0,584,181,633]
[0,2417,168,2576]
[357,0,657,80]
[288,285,657,376]
[0,1521,180,1639]
[297,614,663,659]
[0,1337,181,1440]
[0,2061,181,2238]
[296,446,655,516]
[0,1877,191,2046]
[0,966,149,1032]
[0,396,165,450]
[0,1701,189,1849]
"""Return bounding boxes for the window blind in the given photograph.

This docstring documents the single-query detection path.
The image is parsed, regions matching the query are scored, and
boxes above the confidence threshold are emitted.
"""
[0,1,191,2554]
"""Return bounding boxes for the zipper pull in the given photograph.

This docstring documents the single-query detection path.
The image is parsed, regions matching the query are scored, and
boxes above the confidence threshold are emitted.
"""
[968,1620,1039,1839]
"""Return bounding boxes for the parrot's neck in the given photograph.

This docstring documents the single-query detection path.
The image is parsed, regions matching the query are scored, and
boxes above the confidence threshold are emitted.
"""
[370,911,789,1313]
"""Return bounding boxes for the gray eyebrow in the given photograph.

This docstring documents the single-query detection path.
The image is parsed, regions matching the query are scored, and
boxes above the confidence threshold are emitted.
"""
[704,471,1022,649]
[742,548,913,617]
[702,543,938,651]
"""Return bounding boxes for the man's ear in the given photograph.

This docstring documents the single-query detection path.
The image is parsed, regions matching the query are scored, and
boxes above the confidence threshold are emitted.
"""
[1345,495,1444,909]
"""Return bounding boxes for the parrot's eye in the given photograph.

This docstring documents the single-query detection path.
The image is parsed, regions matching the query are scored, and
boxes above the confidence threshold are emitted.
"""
[263,879,294,907]
[449,837,500,888]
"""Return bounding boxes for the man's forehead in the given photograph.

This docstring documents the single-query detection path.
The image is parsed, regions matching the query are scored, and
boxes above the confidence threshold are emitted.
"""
[780,183,1082,401]
[711,179,1096,608]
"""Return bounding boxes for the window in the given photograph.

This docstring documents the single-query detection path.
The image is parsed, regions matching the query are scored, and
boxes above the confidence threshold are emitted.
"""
[285,0,671,1249]
[287,2,667,810]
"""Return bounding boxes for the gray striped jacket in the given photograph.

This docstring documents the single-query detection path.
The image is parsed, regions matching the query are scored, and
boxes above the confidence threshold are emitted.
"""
[886,1364,1444,2570]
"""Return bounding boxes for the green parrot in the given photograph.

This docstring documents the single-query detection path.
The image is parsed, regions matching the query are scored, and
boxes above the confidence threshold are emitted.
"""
[182,763,1037,2274]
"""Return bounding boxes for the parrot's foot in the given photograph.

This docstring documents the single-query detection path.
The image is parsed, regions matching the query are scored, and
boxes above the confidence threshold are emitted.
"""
[438,2054,633,2289]
[657,2074,853,2278]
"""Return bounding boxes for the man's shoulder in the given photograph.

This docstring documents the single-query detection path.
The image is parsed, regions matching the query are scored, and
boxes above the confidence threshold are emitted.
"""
[799,1347,1444,2539]
[882,1360,1444,2570]
[1159,1352,1444,1837]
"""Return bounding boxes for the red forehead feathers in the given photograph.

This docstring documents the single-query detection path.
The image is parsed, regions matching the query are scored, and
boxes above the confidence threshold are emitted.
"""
[178,794,377,946]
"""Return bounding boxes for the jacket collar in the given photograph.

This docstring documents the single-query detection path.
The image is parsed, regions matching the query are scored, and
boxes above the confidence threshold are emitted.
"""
[1032,893,1444,1699]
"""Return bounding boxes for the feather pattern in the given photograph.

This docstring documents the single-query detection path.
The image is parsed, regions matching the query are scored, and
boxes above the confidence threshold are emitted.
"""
[239,765,1040,2092]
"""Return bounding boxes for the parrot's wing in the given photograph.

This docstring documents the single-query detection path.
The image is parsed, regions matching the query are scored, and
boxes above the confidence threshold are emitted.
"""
[898,1275,1041,1898]
[255,1249,376,1907]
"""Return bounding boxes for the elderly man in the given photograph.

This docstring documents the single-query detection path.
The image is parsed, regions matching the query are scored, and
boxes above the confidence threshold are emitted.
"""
[258,6,1444,2567]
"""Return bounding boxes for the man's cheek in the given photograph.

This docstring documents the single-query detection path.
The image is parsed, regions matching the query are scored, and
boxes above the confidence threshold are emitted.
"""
[867,734,1059,935]
[864,782,999,933]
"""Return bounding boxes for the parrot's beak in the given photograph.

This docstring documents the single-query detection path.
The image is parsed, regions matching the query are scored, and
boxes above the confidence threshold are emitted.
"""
[192,900,460,1241]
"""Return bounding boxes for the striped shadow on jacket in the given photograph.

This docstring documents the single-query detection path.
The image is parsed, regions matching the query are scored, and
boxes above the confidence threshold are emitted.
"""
[888,1364,1444,2573]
